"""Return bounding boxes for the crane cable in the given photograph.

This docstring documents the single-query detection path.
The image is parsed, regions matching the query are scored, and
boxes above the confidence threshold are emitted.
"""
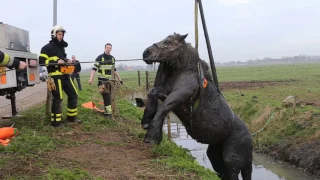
[195,0,199,51]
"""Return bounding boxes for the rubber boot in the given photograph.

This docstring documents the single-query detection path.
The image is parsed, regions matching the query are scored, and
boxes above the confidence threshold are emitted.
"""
[104,113,112,119]
[67,116,82,124]
[51,121,62,127]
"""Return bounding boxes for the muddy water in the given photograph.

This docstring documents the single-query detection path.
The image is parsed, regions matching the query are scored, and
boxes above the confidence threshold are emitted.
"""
[126,91,318,180]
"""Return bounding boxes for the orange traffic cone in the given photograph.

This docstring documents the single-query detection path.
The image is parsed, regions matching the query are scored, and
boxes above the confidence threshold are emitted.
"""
[82,101,95,109]
[0,139,10,147]
[0,127,18,147]
[82,101,104,113]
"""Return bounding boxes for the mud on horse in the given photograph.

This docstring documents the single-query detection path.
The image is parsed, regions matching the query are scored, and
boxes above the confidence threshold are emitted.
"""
[140,33,253,180]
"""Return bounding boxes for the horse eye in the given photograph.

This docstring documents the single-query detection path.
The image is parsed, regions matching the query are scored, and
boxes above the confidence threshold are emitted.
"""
[164,40,170,44]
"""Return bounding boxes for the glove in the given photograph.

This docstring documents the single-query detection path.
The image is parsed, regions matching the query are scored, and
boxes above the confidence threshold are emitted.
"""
[47,77,56,91]
[120,80,123,85]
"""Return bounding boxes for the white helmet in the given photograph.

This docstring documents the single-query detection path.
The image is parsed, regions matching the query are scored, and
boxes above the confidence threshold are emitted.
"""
[51,25,66,38]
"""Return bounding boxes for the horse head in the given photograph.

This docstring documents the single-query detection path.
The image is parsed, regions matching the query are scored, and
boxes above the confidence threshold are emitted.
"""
[142,33,188,64]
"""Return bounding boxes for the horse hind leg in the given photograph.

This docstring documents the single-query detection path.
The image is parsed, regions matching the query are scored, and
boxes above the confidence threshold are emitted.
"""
[222,165,240,180]
[241,162,252,180]
[206,144,224,179]
[222,136,252,180]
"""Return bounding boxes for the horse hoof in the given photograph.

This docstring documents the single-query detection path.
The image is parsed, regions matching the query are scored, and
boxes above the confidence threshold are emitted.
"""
[143,136,160,144]
[143,138,154,144]
[141,124,149,130]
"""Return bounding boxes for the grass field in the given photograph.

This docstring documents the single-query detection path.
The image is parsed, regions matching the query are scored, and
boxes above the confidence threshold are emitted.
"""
[216,63,320,145]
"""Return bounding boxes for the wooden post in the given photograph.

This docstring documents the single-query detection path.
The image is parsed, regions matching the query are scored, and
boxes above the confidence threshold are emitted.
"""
[137,71,141,86]
[111,67,116,120]
[293,95,296,114]
[145,71,149,94]
[167,113,171,140]
[176,123,179,135]
[195,0,199,51]
[45,78,52,123]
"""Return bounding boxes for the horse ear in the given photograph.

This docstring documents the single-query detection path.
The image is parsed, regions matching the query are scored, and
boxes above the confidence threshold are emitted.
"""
[179,33,188,41]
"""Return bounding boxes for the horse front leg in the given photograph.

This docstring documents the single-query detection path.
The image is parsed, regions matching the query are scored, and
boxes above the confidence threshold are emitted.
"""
[143,88,195,144]
[141,87,166,130]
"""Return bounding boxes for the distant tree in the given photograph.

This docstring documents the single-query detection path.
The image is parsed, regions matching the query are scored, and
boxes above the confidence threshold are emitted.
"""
[117,63,125,71]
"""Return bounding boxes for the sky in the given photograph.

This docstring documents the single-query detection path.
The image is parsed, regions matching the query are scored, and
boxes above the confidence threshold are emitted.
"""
[1,0,319,69]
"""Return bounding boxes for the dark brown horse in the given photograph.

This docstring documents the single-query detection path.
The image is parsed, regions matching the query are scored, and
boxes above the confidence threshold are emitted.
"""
[141,33,253,180]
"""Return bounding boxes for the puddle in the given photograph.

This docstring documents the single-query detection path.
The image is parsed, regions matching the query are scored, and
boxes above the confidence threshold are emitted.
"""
[162,112,319,180]
[125,90,146,106]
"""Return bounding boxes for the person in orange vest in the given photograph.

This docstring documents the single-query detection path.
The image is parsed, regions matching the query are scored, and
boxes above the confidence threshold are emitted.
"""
[70,55,82,91]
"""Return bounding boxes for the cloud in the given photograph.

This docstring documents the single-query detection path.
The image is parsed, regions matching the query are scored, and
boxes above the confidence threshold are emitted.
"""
[215,0,253,5]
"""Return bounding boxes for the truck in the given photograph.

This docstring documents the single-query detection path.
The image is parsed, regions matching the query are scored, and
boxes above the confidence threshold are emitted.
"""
[0,22,41,119]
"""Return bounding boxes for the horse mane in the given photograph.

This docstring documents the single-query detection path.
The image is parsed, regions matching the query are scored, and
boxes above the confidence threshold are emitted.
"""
[169,42,200,72]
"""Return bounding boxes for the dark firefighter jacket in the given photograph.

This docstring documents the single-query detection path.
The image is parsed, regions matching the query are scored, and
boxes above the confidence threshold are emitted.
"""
[72,60,81,73]
[92,53,117,79]
[0,50,20,69]
[39,40,70,77]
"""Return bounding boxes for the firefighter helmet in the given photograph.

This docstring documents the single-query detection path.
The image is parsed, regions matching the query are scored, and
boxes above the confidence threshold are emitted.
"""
[51,25,66,38]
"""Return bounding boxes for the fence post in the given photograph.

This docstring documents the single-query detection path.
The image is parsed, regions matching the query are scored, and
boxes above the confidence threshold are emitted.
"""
[138,71,141,87]
[167,113,171,140]
[45,79,52,125]
[111,67,116,120]
[293,95,296,114]
[145,71,149,93]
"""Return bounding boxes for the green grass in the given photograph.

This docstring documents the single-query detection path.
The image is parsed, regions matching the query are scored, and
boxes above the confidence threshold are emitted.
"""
[45,167,101,180]
[152,139,216,179]
[216,62,320,82]
[216,63,320,150]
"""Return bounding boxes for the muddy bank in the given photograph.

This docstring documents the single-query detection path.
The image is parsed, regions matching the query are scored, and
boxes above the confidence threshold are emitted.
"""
[246,107,320,178]
[265,140,320,177]
[219,80,296,91]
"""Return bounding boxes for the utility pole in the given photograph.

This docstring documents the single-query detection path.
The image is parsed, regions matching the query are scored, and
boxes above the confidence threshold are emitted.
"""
[53,0,57,26]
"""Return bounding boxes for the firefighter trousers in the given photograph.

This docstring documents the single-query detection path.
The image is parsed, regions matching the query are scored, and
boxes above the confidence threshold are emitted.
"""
[98,78,112,115]
[71,73,82,91]
[51,76,78,122]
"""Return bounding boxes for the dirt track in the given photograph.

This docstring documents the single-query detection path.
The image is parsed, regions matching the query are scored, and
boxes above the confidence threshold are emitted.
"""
[219,80,293,91]
[0,82,47,119]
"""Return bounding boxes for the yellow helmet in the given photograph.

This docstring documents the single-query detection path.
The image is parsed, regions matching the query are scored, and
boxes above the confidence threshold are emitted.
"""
[51,25,66,38]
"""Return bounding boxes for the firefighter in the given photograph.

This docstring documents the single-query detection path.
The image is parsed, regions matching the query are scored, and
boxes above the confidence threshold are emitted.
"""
[0,50,27,69]
[38,25,82,127]
[88,43,123,118]
[70,55,82,91]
